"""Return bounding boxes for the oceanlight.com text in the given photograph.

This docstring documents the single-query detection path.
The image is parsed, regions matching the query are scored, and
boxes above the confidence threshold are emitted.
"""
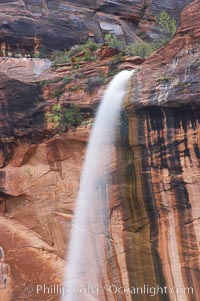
[24,283,194,297]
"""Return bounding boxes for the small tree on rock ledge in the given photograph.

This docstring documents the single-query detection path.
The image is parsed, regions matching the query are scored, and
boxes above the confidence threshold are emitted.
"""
[156,11,177,44]
[45,104,83,132]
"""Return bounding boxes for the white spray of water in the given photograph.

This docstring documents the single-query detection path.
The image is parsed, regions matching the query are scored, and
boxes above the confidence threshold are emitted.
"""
[33,58,51,77]
[61,70,133,301]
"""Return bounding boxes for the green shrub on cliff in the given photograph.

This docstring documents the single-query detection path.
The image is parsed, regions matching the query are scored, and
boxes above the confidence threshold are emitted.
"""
[156,11,177,44]
[46,104,62,128]
[45,104,83,131]
[125,41,160,57]
[51,51,71,66]
[52,87,61,100]
[109,53,125,65]
[82,49,97,61]
[70,40,100,55]
[85,75,106,93]
[51,40,100,67]
[104,33,123,50]
[82,40,100,52]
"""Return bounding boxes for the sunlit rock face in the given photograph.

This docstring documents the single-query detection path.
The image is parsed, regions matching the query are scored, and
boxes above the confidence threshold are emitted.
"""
[0,47,122,300]
[0,0,192,55]
[0,136,87,301]
[119,1,200,300]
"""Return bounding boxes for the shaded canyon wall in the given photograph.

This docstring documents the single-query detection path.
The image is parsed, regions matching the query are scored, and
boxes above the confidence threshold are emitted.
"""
[0,0,192,55]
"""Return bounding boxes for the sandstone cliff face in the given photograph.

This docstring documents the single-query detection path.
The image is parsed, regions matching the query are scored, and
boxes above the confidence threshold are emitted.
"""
[120,1,200,300]
[0,0,192,55]
[0,56,92,300]
[0,1,200,301]
[0,48,125,300]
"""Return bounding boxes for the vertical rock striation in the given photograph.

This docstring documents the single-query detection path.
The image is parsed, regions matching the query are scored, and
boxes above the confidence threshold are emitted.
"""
[119,1,200,300]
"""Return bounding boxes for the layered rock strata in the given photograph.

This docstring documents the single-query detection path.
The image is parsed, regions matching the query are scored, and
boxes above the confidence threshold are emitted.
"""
[0,0,192,55]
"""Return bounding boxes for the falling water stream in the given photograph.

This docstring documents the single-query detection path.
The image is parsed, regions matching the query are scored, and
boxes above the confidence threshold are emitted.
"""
[33,58,51,77]
[61,70,133,301]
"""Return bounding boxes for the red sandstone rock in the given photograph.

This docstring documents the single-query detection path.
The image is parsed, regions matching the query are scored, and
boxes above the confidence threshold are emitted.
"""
[0,1,200,301]
[99,46,119,59]
[122,1,200,299]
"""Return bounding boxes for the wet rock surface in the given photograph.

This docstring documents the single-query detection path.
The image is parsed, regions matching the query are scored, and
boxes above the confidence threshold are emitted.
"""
[121,1,200,300]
